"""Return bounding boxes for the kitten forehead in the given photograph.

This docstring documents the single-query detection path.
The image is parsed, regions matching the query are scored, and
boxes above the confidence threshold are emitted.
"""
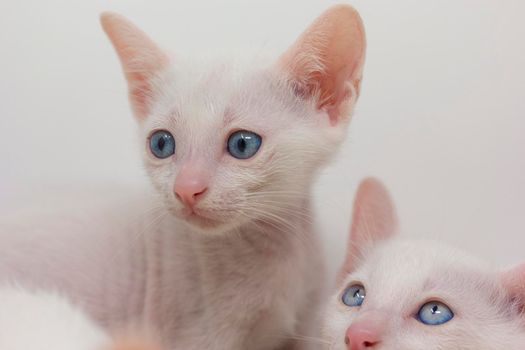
[145,54,321,144]
[344,239,496,307]
[358,238,488,278]
[151,60,240,125]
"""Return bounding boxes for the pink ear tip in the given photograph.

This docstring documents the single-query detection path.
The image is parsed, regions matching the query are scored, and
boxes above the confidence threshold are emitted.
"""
[100,11,116,23]
[100,12,115,30]
[327,4,359,15]
[356,177,388,197]
[351,176,399,238]
[99,11,128,31]
[323,4,362,23]
[324,4,366,43]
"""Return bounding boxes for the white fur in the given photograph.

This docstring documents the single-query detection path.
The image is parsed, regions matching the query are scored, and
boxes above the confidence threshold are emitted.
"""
[0,286,109,350]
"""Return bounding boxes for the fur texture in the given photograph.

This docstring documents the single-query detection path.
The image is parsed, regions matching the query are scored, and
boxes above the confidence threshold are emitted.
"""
[322,178,525,350]
[0,5,366,350]
[0,287,109,350]
[0,286,162,350]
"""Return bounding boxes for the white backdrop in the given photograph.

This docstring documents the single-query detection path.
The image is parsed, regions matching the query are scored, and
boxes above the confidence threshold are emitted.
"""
[1,0,524,282]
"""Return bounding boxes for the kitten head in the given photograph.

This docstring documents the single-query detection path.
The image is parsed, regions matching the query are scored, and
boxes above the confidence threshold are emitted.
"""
[100,6,366,234]
[323,178,525,350]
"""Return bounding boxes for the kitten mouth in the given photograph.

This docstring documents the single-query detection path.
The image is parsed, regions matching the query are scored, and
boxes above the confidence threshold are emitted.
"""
[174,205,241,233]
[180,208,222,229]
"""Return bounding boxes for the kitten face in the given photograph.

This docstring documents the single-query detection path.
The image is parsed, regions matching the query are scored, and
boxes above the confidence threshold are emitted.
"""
[323,178,525,350]
[140,60,345,233]
[325,239,524,350]
[101,7,366,233]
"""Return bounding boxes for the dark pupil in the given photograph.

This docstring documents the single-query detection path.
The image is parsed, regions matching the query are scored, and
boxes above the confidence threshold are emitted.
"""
[431,305,439,314]
[353,289,361,298]
[157,136,166,151]
[236,137,247,153]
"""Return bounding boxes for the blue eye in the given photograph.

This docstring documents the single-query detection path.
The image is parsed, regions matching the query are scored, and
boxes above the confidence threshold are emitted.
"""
[149,130,175,159]
[417,301,454,325]
[227,130,262,159]
[341,284,366,307]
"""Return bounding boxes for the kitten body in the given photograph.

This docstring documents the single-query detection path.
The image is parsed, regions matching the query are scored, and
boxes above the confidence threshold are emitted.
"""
[0,5,366,350]
[322,178,525,350]
[0,190,320,349]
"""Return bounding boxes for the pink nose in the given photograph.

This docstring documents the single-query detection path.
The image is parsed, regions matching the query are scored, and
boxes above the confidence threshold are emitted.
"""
[174,180,207,207]
[345,322,382,350]
[174,166,209,208]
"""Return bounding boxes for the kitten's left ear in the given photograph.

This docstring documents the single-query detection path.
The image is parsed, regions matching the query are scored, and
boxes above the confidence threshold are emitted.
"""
[100,12,169,120]
[501,263,525,306]
[338,178,398,282]
[279,5,366,124]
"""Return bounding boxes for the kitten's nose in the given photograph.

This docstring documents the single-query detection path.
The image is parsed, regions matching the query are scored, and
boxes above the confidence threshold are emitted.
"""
[345,325,380,349]
[345,312,385,350]
[175,181,207,207]
[174,166,209,208]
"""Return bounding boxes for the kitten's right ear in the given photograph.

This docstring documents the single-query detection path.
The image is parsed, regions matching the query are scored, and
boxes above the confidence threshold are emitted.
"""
[501,263,525,311]
[339,178,398,281]
[100,12,169,120]
[279,5,366,125]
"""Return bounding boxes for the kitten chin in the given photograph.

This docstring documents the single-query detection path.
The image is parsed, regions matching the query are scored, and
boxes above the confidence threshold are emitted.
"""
[163,202,246,234]
[177,212,240,234]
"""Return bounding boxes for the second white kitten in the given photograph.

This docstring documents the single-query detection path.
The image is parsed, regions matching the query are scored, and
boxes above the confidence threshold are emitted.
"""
[323,178,525,350]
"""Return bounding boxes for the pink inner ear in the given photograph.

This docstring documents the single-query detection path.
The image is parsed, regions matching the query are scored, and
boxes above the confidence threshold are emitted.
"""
[502,263,525,300]
[279,5,366,123]
[127,74,159,121]
[338,178,398,283]
[100,12,169,119]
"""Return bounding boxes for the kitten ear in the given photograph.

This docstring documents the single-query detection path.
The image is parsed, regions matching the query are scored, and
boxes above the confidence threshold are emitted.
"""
[100,12,169,120]
[501,263,525,309]
[339,178,398,280]
[279,5,366,124]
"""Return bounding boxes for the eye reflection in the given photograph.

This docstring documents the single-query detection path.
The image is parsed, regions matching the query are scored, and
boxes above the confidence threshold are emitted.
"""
[227,130,262,159]
[341,284,366,307]
[149,130,175,159]
[417,301,454,325]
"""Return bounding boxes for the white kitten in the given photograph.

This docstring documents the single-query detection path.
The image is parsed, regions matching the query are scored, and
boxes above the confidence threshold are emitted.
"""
[322,178,525,350]
[0,5,366,350]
